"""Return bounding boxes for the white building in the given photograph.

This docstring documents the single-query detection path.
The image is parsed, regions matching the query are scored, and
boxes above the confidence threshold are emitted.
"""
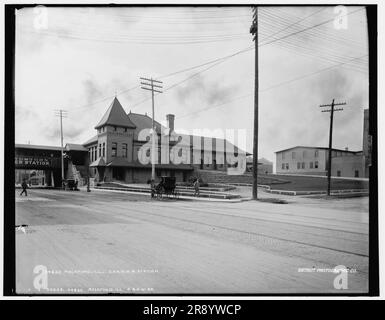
[275,146,365,178]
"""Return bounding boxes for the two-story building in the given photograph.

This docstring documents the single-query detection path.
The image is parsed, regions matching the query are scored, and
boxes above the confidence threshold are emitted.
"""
[275,146,365,178]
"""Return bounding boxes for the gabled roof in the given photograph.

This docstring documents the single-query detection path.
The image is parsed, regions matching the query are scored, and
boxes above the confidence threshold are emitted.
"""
[246,156,272,165]
[90,157,106,167]
[127,112,165,140]
[15,144,62,151]
[65,143,88,152]
[275,146,362,154]
[166,132,250,156]
[83,135,98,146]
[95,97,136,129]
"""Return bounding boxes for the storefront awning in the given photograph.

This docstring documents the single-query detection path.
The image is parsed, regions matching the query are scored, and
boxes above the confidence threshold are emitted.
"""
[89,157,106,167]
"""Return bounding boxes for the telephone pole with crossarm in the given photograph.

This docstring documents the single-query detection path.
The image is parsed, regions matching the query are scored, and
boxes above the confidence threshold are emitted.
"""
[140,77,163,181]
[250,6,259,200]
[320,99,347,196]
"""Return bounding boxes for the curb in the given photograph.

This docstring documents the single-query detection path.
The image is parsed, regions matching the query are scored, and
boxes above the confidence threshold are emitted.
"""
[89,186,243,202]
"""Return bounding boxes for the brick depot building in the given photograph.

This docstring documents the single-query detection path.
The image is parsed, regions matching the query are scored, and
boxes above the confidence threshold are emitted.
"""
[70,97,247,184]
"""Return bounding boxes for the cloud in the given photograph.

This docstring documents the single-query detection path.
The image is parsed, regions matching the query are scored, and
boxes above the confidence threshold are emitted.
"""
[175,74,239,108]
[83,78,104,104]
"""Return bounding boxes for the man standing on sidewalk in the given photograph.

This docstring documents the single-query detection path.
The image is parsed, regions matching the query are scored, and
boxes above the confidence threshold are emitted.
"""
[193,178,200,197]
[20,179,28,196]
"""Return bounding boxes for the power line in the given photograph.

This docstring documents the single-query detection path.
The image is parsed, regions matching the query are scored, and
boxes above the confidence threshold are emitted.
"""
[265,40,368,74]
[260,7,365,47]
[259,7,365,47]
[131,11,363,109]
[68,45,254,113]
[53,7,366,114]
[176,54,368,120]
[130,59,230,110]
[19,29,251,45]
[260,54,368,92]
[178,93,253,119]
[260,7,327,42]
[258,9,366,52]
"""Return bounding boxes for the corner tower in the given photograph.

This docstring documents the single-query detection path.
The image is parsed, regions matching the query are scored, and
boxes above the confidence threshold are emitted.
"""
[94,97,136,163]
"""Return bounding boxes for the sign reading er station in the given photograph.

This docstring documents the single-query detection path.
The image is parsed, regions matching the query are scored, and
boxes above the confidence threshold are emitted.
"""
[15,156,52,167]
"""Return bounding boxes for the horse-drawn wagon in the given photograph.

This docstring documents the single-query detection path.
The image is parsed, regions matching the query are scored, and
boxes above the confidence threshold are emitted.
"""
[151,176,180,199]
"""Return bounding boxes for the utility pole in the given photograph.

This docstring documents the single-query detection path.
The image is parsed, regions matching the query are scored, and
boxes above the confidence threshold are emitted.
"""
[250,6,259,200]
[54,109,68,189]
[140,77,163,181]
[320,99,346,196]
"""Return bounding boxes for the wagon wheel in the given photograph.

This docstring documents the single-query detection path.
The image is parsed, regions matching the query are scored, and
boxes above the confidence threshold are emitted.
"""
[157,186,165,200]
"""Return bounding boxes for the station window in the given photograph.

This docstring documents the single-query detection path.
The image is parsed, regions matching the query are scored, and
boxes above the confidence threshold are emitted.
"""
[315,161,319,169]
[282,163,285,170]
[355,170,359,177]
[337,170,341,177]
[112,142,117,157]
[302,162,305,169]
[286,163,289,170]
[310,162,313,169]
[94,147,97,160]
[99,144,101,157]
[102,143,105,157]
[122,143,128,158]
[315,150,319,157]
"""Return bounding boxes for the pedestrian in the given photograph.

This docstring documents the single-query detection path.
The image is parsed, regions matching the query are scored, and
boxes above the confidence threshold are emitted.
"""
[193,178,200,197]
[20,180,28,196]
[150,179,155,199]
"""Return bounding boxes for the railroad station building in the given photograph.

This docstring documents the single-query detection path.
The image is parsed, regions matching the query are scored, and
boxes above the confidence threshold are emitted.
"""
[16,97,248,187]
[82,97,247,184]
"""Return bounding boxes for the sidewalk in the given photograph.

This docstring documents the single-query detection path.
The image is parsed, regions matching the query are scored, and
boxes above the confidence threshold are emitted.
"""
[80,186,245,203]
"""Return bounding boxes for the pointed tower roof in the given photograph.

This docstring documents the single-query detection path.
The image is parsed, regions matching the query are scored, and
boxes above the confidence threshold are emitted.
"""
[95,97,136,129]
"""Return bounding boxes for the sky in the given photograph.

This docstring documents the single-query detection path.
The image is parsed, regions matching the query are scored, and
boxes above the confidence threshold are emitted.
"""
[15,6,369,165]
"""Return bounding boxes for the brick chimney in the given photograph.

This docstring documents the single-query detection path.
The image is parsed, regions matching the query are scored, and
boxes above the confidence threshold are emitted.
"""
[166,114,175,132]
